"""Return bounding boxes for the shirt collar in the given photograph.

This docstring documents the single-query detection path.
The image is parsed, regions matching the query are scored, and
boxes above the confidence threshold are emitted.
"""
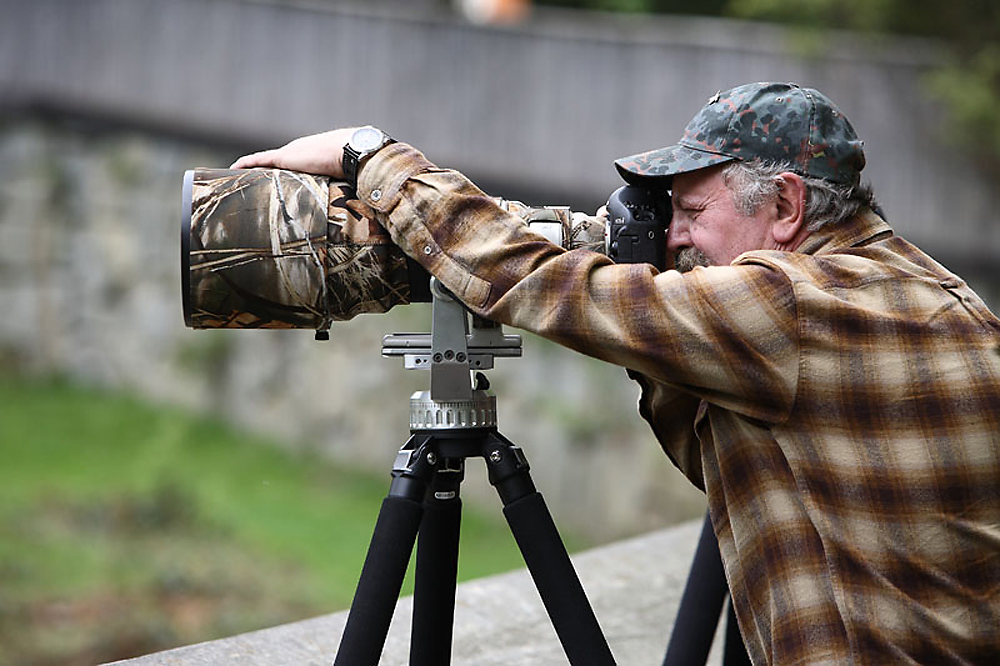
[794,207,893,256]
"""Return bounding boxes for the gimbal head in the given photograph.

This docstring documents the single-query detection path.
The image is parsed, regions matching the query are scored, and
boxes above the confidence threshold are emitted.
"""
[381,278,522,429]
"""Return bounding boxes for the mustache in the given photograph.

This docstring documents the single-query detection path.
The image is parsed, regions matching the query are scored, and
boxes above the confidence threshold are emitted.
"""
[674,247,710,273]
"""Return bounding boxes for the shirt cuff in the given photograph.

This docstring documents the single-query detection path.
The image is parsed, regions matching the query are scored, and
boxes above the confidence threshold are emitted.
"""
[355,142,434,212]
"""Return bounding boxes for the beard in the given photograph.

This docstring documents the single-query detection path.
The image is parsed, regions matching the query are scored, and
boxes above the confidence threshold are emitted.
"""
[674,247,711,273]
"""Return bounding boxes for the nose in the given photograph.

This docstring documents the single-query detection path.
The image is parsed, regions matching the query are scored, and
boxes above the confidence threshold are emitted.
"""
[666,215,690,252]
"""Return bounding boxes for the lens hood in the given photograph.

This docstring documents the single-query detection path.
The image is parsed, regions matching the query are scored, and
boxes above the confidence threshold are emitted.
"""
[181,169,194,327]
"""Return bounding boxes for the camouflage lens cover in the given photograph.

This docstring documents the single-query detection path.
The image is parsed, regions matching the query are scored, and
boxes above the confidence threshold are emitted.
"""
[498,199,605,252]
[325,182,411,321]
[184,169,410,329]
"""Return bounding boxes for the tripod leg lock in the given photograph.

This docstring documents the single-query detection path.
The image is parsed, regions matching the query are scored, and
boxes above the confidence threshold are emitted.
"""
[393,446,438,475]
[389,435,439,503]
[484,435,537,505]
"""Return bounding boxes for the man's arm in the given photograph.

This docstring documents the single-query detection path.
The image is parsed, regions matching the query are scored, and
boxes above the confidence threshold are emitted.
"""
[360,145,799,423]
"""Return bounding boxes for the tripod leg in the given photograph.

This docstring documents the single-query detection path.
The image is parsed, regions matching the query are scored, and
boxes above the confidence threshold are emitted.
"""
[662,512,728,666]
[485,432,616,666]
[334,436,436,666]
[410,460,464,666]
[722,597,751,666]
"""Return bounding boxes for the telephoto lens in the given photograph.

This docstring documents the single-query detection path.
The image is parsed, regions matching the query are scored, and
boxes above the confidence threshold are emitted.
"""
[182,168,428,331]
[181,168,612,332]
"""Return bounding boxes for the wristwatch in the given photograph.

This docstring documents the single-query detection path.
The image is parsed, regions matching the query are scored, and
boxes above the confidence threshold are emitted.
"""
[342,126,395,189]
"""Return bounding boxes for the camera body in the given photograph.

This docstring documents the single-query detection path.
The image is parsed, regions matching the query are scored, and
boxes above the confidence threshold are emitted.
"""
[604,185,671,272]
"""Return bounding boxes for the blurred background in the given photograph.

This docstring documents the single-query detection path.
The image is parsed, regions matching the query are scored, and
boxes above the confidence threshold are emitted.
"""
[1,0,997,663]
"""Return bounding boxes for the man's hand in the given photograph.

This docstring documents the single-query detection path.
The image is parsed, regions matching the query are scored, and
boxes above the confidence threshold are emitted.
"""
[230,128,357,178]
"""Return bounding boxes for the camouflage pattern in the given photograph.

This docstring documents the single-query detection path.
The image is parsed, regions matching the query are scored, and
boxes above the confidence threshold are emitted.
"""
[563,210,607,252]
[187,169,329,329]
[186,169,410,329]
[325,182,411,321]
[496,199,605,252]
[615,82,866,186]
[185,169,603,329]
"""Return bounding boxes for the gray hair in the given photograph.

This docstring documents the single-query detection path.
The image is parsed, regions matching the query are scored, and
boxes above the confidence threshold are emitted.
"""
[721,160,876,231]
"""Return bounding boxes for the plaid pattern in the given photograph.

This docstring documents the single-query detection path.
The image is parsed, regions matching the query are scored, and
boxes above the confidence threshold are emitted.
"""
[360,143,1000,664]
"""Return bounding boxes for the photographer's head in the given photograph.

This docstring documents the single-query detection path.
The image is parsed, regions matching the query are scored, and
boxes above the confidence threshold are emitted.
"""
[668,162,808,270]
[614,82,871,270]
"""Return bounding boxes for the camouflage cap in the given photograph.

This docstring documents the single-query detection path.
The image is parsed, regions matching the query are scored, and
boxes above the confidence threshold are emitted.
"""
[614,82,866,187]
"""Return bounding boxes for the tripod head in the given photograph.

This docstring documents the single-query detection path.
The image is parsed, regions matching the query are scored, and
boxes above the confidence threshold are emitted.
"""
[382,278,522,428]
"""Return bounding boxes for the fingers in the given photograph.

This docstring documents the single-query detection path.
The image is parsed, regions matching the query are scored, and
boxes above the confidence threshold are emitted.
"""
[230,149,280,170]
[228,128,352,177]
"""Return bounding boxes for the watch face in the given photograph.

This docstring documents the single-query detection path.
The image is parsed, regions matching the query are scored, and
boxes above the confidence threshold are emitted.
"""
[351,126,384,152]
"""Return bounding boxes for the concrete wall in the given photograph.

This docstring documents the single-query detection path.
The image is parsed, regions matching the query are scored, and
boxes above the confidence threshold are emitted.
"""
[105,519,722,666]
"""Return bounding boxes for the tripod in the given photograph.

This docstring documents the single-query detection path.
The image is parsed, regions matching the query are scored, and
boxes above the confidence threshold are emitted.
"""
[332,280,615,665]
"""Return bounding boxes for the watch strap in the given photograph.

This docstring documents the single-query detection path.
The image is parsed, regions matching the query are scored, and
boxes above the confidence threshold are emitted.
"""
[342,143,364,189]
[342,129,395,189]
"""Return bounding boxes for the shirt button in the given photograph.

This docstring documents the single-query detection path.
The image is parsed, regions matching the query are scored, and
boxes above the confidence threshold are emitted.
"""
[370,189,382,202]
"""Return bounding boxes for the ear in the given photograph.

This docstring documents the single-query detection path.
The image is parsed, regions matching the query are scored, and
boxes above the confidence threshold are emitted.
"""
[770,172,807,248]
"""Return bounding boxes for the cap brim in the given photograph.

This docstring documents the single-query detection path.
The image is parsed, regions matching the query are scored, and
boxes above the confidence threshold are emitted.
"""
[614,143,734,187]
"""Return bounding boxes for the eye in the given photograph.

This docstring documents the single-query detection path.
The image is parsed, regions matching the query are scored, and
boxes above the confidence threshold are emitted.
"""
[675,203,703,218]
[673,197,704,214]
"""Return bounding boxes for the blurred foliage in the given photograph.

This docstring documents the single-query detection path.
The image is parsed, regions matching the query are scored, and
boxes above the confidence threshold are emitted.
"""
[536,0,730,14]
[722,0,999,43]
[0,375,542,665]
[722,0,1000,172]
[537,0,1000,171]
[924,45,1000,173]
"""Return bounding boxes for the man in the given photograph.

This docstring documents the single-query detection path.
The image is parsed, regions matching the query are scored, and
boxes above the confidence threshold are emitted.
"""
[232,82,1000,664]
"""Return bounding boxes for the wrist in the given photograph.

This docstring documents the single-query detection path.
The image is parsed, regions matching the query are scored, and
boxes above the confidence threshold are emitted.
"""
[342,126,395,189]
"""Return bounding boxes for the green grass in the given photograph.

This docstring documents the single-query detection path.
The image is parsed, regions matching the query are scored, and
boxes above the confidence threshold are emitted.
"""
[0,375,558,665]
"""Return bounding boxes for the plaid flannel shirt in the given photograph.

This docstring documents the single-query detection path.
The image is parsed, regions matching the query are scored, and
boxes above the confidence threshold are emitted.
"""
[359,143,1000,665]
